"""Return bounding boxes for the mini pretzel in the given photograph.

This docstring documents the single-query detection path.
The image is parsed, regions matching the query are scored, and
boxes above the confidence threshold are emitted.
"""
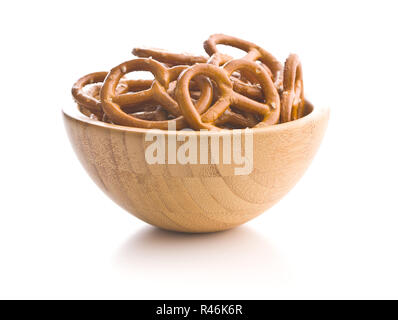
[72,72,129,117]
[103,81,168,124]
[101,58,213,129]
[72,73,156,120]
[204,49,264,125]
[132,47,207,66]
[111,79,207,123]
[175,59,280,130]
[204,34,282,80]
[202,77,261,128]
[134,44,266,102]
[280,54,304,123]
[76,83,103,119]
[204,35,275,102]
[117,80,172,121]
[132,47,262,105]
[207,55,270,128]
[75,76,169,122]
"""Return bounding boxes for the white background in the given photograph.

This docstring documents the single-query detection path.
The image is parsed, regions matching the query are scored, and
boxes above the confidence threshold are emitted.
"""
[0,0,397,299]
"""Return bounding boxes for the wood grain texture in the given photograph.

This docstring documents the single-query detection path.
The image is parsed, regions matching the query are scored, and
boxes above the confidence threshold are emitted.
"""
[63,101,329,233]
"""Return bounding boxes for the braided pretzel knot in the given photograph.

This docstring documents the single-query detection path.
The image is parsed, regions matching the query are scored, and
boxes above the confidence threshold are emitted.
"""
[132,47,207,66]
[72,72,129,117]
[175,59,280,130]
[101,58,213,129]
[280,54,304,123]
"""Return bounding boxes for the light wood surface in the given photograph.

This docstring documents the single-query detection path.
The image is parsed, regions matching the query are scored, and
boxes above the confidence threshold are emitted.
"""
[63,101,329,233]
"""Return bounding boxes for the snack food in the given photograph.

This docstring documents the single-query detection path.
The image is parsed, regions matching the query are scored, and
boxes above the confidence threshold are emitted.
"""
[71,34,306,130]
[175,60,279,130]
[132,47,207,66]
[204,34,280,80]
[72,71,127,118]
[280,54,305,122]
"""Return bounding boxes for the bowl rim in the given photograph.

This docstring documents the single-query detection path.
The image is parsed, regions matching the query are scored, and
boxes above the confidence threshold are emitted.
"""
[62,99,329,136]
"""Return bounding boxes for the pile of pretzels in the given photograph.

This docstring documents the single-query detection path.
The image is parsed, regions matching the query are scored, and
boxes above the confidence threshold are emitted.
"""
[72,34,304,130]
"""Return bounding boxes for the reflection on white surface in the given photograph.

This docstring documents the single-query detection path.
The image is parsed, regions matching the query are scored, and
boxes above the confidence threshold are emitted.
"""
[114,225,288,291]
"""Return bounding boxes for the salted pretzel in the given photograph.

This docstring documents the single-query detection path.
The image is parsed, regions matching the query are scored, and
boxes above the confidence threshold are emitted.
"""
[121,80,168,121]
[101,58,213,129]
[133,46,254,94]
[175,59,280,130]
[168,80,258,129]
[136,52,258,128]
[119,79,172,121]
[72,73,164,120]
[204,34,282,79]
[205,34,283,103]
[101,80,168,123]
[132,47,207,66]
[122,79,211,121]
[204,34,279,103]
[104,78,208,123]
[132,46,264,105]
[133,45,265,102]
[72,72,130,117]
[280,54,305,123]
[164,61,262,128]
[204,34,275,94]
[77,83,105,119]
[81,82,168,122]
[133,48,262,100]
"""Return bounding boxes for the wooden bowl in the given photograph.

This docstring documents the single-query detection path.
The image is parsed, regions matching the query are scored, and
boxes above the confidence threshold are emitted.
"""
[63,101,329,233]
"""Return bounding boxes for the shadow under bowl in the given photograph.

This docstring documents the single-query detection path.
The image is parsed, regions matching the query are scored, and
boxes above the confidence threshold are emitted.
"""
[63,101,329,233]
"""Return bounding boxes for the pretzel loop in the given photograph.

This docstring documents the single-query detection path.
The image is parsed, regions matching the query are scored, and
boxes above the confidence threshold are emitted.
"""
[101,58,213,129]
[72,72,129,118]
[133,44,266,102]
[106,59,184,115]
[223,59,280,125]
[175,60,280,130]
[280,54,305,123]
[102,80,168,123]
[204,34,282,79]
[204,35,277,102]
